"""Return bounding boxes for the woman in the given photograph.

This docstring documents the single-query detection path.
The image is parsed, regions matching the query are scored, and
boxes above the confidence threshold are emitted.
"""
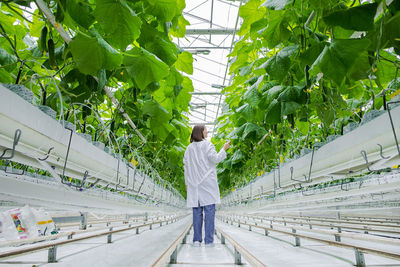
[183,124,230,247]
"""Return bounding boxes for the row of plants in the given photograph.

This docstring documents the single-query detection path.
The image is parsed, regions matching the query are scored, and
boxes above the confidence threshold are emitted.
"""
[0,0,194,196]
[212,0,400,196]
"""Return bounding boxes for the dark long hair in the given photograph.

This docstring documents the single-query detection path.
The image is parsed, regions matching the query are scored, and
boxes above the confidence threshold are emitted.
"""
[190,125,205,143]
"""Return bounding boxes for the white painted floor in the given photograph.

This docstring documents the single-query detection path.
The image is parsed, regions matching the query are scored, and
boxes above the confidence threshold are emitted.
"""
[169,227,247,267]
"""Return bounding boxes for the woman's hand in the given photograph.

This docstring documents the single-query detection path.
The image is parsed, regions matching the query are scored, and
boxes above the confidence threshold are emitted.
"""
[223,140,231,151]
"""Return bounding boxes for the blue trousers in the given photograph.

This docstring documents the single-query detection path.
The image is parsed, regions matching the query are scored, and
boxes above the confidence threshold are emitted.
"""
[192,203,215,244]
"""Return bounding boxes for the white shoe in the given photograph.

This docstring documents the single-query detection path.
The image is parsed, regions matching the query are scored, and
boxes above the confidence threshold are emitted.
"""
[205,243,215,247]
[193,241,201,247]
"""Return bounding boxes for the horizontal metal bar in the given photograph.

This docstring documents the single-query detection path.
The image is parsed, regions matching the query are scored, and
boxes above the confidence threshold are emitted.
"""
[52,216,82,224]
[182,46,232,50]
[186,29,237,35]
[191,92,222,95]
[190,102,221,106]
[189,122,216,125]
[182,12,226,29]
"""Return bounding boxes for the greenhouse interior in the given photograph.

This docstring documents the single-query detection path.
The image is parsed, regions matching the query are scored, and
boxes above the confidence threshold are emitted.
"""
[0,0,400,266]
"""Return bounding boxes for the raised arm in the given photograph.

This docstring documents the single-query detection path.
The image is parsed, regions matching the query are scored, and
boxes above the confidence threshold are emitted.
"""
[206,141,227,164]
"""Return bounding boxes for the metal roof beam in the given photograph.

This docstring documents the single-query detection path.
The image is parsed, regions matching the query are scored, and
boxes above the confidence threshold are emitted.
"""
[183,12,226,29]
[189,122,216,125]
[191,92,222,95]
[191,102,221,106]
[182,46,232,49]
[185,29,237,35]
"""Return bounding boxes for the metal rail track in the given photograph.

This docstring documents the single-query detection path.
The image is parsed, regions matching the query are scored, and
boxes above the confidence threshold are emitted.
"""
[225,214,400,235]
[0,214,187,263]
[218,215,400,267]
[151,223,268,266]
[221,214,400,245]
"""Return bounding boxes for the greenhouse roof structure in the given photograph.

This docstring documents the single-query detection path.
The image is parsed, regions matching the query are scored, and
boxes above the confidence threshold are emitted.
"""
[175,0,243,136]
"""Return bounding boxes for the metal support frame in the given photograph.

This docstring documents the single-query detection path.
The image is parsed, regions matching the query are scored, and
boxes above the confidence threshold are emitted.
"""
[4,160,26,175]
[185,28,237,35]
[292,229,300,246]
[0,129,21,160]
[234,247,241,265]
[48,246,57,263]
[335,234,341,242]
[80,212,88,230]
[304,145,319,182]
[59,129,90,190]
[37,147,54,161]
[354,248,366,267]
[107,227,113,243]
[221,234,226,244]
[170,247,178,264]
[360,150,392,173]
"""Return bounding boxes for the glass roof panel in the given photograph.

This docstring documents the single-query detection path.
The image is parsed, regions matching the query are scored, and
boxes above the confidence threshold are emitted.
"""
[175,0,243,136]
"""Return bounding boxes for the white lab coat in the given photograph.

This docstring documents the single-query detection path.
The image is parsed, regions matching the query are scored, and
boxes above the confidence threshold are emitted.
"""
[183,140,226,208]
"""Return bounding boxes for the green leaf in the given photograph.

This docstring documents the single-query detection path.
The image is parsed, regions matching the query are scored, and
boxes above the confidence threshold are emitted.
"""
[323,3,378,31]
[153,82,174,113]
[262,0,292,10]
[0,47,17,72]
[143,99,172,124]
[259,85,284,109]
[29,9,45,38]
[265,99,281,124]
[69,33,122,75]
[368,12,400,51]
[296,120,309,135]
[281,101,302,116]
[90,29,123,69]
[231,150,244,164]
[69,34,103,75]
[0,69,13,83]
[242,123,267,140]
[310,38,371,85]
[259,10,290,48]
[388,78,400,91]
[95,0,142,50]
[138,22,178,66]
[166,66,184,87]
[145,0,179,22]
[264,45,298,82]
[151,121,174,141]
[174,51,193,74]
[299,41,325,69]
[176,76,194,111]
[238,0,266,36]
[244,85,260,107]
[97,69,106,91]
[375,50,398,88]
[123,47,169,90]
[66,0,95,29]
[170,15,190,38]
